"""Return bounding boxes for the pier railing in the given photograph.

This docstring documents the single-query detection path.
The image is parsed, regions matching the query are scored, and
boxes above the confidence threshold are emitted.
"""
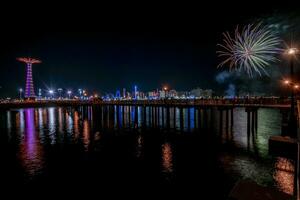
[102,98,291,107]
[0,97,291,109]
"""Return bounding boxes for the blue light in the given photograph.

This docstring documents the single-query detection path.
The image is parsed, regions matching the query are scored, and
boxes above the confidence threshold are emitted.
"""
[116,90,121,99]
[134,85,138,99]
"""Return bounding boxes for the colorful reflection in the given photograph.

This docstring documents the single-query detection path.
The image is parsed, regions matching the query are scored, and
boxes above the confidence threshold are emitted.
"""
[137,107,142,127]
[58,108,63,133]
[48,107,56,144]
[16,110,25,135]
[273,157,295,195]
[1,105,288,196]
[38,108,44,131]
[6,111,12,136]
[65,111,73,135]
[83,120,90,151]
[162,142,173,173]
[19,109,44,178]
[74,111,80,139]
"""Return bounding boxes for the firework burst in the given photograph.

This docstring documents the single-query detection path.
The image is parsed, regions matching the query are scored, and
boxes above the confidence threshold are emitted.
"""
[217,23,282,77]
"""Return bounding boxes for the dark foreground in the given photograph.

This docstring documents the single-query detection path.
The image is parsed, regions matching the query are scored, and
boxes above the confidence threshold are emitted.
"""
[0,106,295,198]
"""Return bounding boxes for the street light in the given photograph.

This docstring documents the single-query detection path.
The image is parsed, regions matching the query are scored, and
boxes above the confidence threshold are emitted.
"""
[286,47,298,138]
[284,80,290,85]
[287,48,298,55]
[58,88,63,99]
[67,90,72,99]
[163,86,168,98]
[49,90,54,99]
[19,88,23,100]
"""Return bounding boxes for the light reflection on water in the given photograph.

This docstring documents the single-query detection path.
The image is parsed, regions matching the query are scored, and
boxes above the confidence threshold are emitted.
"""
[48,107,56,144]
[38,109,44,136]
[83,119,90,151]
[74,110,80,140]
[162,142,173,174]
[136,134,143,158]
[0,106,294,196]
[65,111,73,135]
[19,109,44,178]
[274,157,295,195]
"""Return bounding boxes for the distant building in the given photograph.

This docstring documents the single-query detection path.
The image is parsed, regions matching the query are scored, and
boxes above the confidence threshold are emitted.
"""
[148,91,155,99]
[137,91,145,99]
[126,92,132,99]
[202,89,213,98]
[159,90,166,98]
[190,88,213,98]
[177,91,189,98]
[168,90,177,98]
[116,90,121,99]
[190,88,202,97]
[122,88,126,98]
[148,90,159,99]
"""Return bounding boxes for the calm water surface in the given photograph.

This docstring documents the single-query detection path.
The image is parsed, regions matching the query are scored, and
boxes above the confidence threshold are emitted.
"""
[0,106,294,198]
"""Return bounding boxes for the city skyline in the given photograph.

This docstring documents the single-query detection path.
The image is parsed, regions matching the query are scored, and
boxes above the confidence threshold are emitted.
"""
[16,84,214,100]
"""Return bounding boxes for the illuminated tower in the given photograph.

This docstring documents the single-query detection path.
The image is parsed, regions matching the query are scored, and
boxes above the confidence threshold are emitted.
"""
[116,90,121,99]
[17,57,41,99]
[134,85,138,99]
[123,88,126,98]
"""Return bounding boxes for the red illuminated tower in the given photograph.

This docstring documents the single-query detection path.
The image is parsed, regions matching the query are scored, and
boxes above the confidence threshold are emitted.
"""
[17,57,41,100]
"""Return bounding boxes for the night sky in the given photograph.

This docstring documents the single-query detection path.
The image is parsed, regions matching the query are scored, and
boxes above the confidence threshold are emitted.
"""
[0,3,298,97]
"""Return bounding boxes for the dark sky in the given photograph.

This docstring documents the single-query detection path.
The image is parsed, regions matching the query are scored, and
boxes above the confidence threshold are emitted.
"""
[0,2,297,97]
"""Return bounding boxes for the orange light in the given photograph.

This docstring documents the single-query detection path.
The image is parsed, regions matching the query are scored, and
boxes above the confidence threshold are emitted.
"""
[295,85,299,89]
[284,80,290,85]
[287,48,298,55]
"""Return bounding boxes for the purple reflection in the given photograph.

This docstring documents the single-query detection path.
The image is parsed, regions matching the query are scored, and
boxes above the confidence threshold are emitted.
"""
[20,108,44,178]
[26,109,35,155]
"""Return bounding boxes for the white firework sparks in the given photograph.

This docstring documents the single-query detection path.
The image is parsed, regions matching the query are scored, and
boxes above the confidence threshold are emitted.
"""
[217,23,282,77]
